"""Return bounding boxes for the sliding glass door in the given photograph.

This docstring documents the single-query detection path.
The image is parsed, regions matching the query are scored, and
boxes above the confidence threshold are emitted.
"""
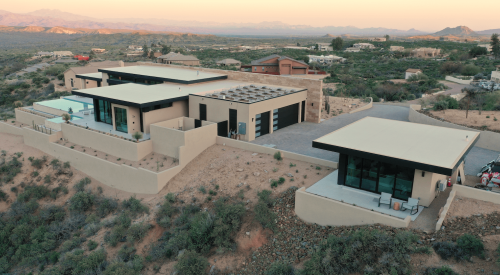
[344,155,414,200]
[98,99,112,125]
[114,107,128,133]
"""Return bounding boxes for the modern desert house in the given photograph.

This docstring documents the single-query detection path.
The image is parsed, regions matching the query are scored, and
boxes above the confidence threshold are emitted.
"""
[67,65,311,141]
[311,117,479,207]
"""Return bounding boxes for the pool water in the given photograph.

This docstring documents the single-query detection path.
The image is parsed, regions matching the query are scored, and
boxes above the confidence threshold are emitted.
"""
[47,115,83,123]
[37,98,93,113]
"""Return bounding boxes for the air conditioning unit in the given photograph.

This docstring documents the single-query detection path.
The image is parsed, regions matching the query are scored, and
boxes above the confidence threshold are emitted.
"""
[439,181,447,192]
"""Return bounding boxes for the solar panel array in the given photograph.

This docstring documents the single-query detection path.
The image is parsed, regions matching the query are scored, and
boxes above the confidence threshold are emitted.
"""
[203,84,298,103]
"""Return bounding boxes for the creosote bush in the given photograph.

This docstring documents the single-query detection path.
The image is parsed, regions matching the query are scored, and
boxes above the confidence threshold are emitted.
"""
[122,196,149,215]
[274,151,282,161]
[174,250,208,275]
[266,261,297,275]
[69,191,96,212]
[433,234,484,261]
[254,190,277,232]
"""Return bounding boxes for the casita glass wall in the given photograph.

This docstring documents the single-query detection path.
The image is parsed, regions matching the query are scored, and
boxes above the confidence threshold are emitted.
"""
[93,99,112,125]
[342,154,414,200]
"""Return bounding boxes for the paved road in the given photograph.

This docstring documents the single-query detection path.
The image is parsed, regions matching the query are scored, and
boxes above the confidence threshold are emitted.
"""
[251,104,498,175]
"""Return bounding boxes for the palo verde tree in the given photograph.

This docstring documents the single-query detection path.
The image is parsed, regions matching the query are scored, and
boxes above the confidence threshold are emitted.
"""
[142,44,149,57]
[385,34,390,41]
[161,44,172,55]
[462,87,490,118]
[331,37,344,51]
[491,33,500,59]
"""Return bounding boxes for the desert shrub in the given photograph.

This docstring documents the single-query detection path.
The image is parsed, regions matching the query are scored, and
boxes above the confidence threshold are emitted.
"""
[44,174,52,183]
[127,223,152,242]
[266,261,296,275]
[60,236,86,252]
[50,185,68,200]
[69,191,95,212]
[73,177,91,192]
[174,250,208,275]
[8,199,39,217]
[0,190,7,202]
[407,94,416,100]
[424,266,458,275]
[158,216,171,228]
[122,196,149,215]
[302,230,419,275]
[148,231,189,261]
[106,225,128,247]
[49,214,86,241]
[31,158,45,169]
[88,240,98,251]
[17,185,50,202]
[96,196,118,217]
[114,212,132,228]
[254,202,277,232]
[63,161,70,169]
[50,159,60,169]
[211,200,245,249]
[462,64,481,76]
[39,205,66,223]
[165,193,176,203]
[156,201,178,224]
[84,222,102,237]
[457,234,484,258]
[118,244,136,261]
[55,249,107,275]
[188,212,215,254]
[433,100,449,111]
[0,156,22,183]
[440,62,463,75]
[274,151,282,161]
[433,234,484,261]
[104,256,144,275]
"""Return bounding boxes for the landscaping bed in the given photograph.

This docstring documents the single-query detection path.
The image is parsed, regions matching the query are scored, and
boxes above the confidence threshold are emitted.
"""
[427,109,500,132]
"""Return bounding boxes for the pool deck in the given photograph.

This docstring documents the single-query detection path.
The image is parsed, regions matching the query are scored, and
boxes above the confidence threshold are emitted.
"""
[63,96,94,104]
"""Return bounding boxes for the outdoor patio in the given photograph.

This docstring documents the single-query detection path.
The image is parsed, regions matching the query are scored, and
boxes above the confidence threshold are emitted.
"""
[306,171,424,221]
[70,112,150,141]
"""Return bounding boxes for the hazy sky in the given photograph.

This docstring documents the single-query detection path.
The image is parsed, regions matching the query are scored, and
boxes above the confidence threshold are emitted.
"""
[3,0,500,32]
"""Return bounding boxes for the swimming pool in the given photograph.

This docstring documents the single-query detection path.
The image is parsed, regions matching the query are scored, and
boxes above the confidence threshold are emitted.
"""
[37,98,93,113]
[46,115,83,124]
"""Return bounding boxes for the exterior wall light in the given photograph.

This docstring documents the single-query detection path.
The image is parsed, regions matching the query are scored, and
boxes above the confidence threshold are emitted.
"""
[422,171,425,177]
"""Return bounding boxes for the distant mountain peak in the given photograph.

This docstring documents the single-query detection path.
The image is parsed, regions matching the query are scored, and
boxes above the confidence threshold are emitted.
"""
[433,26,477,36]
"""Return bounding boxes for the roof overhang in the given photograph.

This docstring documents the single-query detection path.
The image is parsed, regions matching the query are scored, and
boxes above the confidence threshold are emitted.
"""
[312,117,480,176]
[76,72,103,81]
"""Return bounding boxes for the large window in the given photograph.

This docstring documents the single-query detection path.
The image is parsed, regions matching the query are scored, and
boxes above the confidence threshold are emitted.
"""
[344,155,415,200]
[97,99,112,124]
[114,107,128,133]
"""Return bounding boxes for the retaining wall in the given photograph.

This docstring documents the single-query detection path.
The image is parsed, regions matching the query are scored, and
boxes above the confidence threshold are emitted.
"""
[435,189,457,231]
[15,109,48,126]
[349,97,372,114]
[60,123,153,161]
[409,105,500,151]
[216,137,338,168]
[295,187,411,228]
[445,76,472,85]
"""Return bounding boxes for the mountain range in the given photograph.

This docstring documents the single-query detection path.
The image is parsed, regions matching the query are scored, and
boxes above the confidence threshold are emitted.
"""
[0,9,428,36]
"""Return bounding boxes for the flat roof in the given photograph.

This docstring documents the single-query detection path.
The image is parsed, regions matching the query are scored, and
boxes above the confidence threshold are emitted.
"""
[312,117,480,176]
[99,66,228,84]
[76,72,102,81]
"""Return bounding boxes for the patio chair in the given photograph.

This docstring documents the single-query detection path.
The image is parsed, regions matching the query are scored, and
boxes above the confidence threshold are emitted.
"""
[401,198,419,215]
[378,192,392,209]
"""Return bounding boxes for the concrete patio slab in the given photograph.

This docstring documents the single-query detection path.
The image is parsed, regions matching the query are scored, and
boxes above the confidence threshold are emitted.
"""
[306,170,424,221]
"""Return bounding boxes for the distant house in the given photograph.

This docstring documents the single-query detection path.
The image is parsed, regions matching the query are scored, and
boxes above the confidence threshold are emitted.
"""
[492,65,500,83]
[216,58,242,68]
[310,43,333,51]
[92,48,106,53]
[284,46,309,50]
[353,43,375,49]
[36,51,53,57]
[344,47,361,53]
[152,52,163,58]
[63,61,128,91]
[369,38,387,42]
[411,48,440,58]
[390,46,405,52]
[53,51,73,57]
[405,69,423,80]
[157,52,200,66]
[250,54,309,75]
[128,45,143,51]
[478,44,492,52]
[308,55,345,64]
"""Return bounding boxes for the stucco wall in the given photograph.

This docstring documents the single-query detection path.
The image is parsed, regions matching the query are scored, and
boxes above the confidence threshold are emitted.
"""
[0,122,25,136]
[295,187,411,228]
[435,189,456,231]
[412,169,447,207]
[349,97,372,114]
[60,123,152,161]
[454,184,500,204]
[216,136,338,168]
[142,101,188,134]
[33,103,67,116]
[15,109,48,126]
[409,105,499,151]
[136,62,323,124]
[110,103,141,134]
[150,124,186,159]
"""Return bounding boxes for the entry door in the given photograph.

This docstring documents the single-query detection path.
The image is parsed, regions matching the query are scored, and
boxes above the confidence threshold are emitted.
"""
[255,111,270,138]
[195,119,202,128]
[217,120,228,137]
[229,109,237,133]
[199,104,207,121]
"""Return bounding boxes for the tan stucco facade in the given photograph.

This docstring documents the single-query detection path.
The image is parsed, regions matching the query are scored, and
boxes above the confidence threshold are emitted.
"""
[142,101,188,134]
[110,103,141,134]
[188,90,307,141]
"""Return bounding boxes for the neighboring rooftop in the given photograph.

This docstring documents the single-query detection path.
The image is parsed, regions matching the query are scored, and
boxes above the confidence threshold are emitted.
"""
[406,69,423,73]
[76,72,103,81]
[312,117,479,175]
[99,66,227,84]
[157,52,199,61]
[251,54,308,67]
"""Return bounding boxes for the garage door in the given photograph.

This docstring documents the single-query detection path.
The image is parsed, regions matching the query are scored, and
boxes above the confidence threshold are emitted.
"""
[281,64,291,75]
[274,103,299,130]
